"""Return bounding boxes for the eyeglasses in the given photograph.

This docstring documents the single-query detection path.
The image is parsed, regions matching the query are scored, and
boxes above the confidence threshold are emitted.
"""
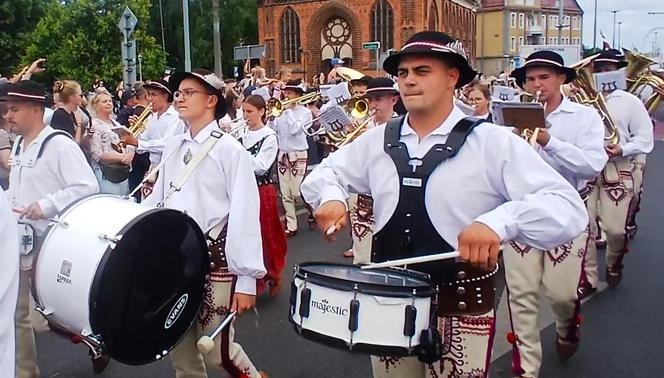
[174,89,206,100]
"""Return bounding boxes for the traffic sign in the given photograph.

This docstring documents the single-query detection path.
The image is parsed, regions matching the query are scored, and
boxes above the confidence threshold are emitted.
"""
[233,45,266,61]
[117,6,138,35]
[362,41,381,50]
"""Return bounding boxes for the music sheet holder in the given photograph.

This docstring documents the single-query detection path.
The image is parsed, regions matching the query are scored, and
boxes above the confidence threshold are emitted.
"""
[491,102,546,131]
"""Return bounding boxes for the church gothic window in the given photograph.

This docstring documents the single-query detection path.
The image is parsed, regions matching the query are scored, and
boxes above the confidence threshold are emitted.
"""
[279,7,301,63]
[428,1,439,31]
[321,17,353,60]
[370,0,394,52]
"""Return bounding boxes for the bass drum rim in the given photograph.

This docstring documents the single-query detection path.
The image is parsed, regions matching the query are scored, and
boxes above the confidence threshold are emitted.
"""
[88,206,208,365]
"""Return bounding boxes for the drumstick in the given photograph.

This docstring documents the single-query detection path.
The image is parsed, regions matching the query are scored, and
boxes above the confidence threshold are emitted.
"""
[360,251,461,270]
[196,311,237,354]
[325,214,346,236]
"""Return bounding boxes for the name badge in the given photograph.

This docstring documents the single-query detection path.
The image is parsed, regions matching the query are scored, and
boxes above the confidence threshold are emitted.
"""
[402,177,422,187]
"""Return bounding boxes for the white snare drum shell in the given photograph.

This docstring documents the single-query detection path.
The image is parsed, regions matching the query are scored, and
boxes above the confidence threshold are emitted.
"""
[291,277,431,352]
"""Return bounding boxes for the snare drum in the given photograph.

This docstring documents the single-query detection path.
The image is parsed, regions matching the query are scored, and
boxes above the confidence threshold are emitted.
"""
[32,194,208,365]
[289,262,436,356]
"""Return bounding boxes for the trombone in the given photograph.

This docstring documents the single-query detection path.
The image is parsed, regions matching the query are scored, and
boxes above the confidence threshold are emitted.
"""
[266,91,320,118]
[301,96,370,136]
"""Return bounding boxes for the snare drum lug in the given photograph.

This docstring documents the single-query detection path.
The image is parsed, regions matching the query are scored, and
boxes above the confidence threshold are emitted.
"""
[34,306,53,316]
[98,233,122,245]
[49,216,69,228]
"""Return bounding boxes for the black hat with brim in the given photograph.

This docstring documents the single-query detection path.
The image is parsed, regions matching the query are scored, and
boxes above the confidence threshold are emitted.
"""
[510,50,577,88]
[361,77,399,98]
[283,79,305,94]
[0,80,47,104]
[593,49,628,69]
[382,31,477,89]
[169,71,228,120]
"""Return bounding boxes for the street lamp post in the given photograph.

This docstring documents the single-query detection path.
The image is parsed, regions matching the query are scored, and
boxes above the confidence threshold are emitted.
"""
[593,0,598,48]
[183,0,192,71]
[610,10,621,47]
[618,22,622,48]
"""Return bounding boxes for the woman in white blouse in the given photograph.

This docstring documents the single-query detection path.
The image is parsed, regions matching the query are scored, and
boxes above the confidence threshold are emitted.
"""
[241,94,287,296]
[90,92,135,195]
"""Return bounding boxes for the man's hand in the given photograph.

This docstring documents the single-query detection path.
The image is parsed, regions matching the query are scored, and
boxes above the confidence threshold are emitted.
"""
[14,202,45,220]
[230,293,256,315]
[457,222,501,271]
[314,200,347,241]
[655,83,664,98]
[605,143,623,157]
[128,115,139,126]
[120,134,138,147]
[522,128,550,147]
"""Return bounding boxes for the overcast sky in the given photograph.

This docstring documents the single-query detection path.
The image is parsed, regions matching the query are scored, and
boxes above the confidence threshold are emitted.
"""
[575,0,663,53]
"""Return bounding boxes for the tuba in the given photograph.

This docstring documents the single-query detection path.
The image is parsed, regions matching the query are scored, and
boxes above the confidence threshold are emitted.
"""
[623,48,664,115]
[569,57,620,145]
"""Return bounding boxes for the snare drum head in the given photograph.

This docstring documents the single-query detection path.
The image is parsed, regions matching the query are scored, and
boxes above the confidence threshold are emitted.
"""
[89,208,207,365]
[297,262,435,297]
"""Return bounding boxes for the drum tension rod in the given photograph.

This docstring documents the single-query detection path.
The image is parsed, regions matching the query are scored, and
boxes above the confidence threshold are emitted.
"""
[98,233,123,245]
[49,216,69,228]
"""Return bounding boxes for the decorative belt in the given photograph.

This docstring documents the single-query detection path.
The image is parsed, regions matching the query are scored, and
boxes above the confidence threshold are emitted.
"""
[436,262,498,317]
[206,225,229,273]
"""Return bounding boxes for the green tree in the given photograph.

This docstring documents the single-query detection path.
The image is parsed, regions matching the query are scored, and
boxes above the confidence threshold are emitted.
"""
[0,0,47,75]
[149,0,257,77]
[21,0,166,89]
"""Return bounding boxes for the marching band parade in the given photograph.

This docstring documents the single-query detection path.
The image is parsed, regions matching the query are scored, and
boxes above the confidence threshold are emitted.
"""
[2,10,664,378]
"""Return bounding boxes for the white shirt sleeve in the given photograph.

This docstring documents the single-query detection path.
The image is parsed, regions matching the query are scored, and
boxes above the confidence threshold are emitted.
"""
[138,119,186,154]
[250,134,278,176]
[37,142,99,218]
[223,147,267,295]
[621,97,654,156]
[474,132,589,250]
[0,191,18,378]
[283,108,312,136]
[301,132,374,210]
[541,110,607,180]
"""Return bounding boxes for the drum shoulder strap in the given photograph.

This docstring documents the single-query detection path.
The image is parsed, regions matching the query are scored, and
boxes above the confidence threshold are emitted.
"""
[11,130,72,158]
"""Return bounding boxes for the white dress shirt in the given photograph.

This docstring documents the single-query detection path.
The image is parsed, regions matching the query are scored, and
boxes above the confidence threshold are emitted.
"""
[7,126,99,237]
[242,126,278,176]
[143,120,266,295]
[138,105,186,166]
[268,104,311,152]
[605,89,654,157]
[0,190,18,378]
[538,97,608,190]
[302,106,588,251]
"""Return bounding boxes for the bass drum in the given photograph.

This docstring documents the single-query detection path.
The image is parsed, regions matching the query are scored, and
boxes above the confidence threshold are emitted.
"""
[32,194,208,365]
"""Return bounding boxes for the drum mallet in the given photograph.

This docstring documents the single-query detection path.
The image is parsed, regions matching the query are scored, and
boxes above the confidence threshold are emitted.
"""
[360,251,461,270]
[196,311,237,354]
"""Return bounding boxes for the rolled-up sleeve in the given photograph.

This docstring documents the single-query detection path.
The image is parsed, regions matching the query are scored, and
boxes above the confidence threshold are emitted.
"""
[224,147,267,295]
[37,142,98,218]
[476,132,588,250]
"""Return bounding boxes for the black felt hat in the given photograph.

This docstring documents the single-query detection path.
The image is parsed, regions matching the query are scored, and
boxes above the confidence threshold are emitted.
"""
[169,71,228,120]
[382,31,477,88]
[510,50,577,88]
[361,77,399,98]
[283,79,305,94]
[593,49,628,69]
[0,80,47,104]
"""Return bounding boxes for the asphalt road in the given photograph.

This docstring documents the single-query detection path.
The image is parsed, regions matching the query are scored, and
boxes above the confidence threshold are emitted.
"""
[34,141,664,378]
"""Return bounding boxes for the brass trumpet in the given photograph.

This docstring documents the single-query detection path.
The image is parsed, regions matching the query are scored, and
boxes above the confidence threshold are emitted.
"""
[222,117,248,139]
[346,96,370,119]
[128,103,154,138]
[266,91,320,118]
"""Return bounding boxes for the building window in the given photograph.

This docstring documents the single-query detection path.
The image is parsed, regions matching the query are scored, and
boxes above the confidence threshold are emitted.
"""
[518,13,524,28]
[511,13,517,28]
[371,0,394,52]
[428,1,439,31]
[518,36,524,49]
[279,7,301,63]
[510,36,516,51]
[549,37,556,45]
[541,14,546,27]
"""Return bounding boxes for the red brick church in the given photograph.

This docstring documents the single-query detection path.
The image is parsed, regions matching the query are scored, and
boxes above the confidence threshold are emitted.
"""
[257,0,478,80]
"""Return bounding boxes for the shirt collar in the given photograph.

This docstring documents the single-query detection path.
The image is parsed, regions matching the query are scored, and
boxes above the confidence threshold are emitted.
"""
[23,126,55,150]
[183,120,219,144]
[400,106,466,137]
[548,96,576,116]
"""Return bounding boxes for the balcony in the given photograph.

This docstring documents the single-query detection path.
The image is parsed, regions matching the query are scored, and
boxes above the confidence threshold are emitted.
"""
[526,24,543,36]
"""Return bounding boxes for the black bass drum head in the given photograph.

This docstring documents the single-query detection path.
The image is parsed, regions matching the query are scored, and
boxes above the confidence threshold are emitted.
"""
[89,208,208,365]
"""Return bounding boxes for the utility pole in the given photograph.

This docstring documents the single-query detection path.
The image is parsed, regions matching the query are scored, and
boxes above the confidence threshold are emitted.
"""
[611,10,619,47]
[158,0,165,52]
[557,0,564,44]
[183,0,191,71]
[592,0,598,48]
[617,22,622,48]
[212,0,222,78]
